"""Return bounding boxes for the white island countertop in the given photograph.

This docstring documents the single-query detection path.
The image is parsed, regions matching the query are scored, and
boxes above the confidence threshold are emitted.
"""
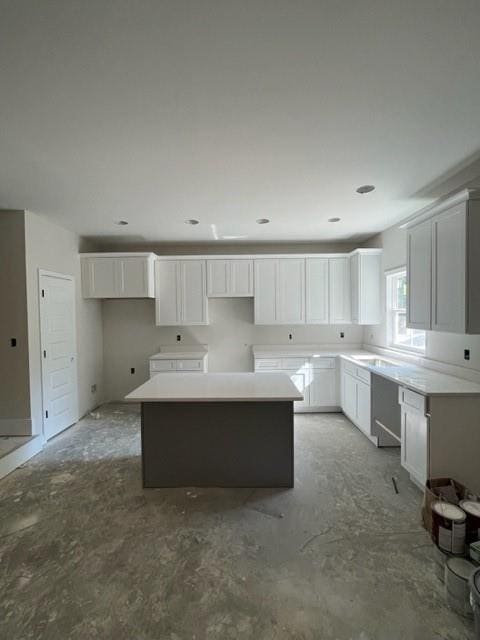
[126,372,303,402]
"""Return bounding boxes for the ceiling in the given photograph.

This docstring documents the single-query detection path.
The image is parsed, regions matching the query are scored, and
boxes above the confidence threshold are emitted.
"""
[1,0,480,243]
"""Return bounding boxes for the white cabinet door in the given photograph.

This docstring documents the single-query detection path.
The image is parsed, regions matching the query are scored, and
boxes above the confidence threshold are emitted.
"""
[431,205,467,333]
[254,259,277,324]
[181,260,207,325]
[310,369,337,407]
[289,372,310,411]
[356,379,371,436]
[119,257,152,298]
[277,258,305,324]
[155,260,181,325]
[230,260,253,296]
[86,258,118,298]
[329,257,351,324]
[306,258,329,324]
[401,407,428,486]
[207,260,230,296]
[407,220,432,330]
[343,372,357,421]
[350,253,360,323]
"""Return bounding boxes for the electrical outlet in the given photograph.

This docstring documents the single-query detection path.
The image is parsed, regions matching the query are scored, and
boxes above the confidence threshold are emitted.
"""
[130,367,135,374]
[464,349,470,361]
[91,384,97,393]
[288,333,293,341]
[340,332,345,339]
[10,338,17,347]
[176,334,181,342]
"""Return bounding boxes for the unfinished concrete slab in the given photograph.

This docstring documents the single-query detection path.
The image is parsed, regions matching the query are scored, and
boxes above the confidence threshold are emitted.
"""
[0,403,473,639]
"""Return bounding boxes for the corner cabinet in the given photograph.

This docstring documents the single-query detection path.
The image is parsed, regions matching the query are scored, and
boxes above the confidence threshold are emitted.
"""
[80,253,155,298]
[406,189,480,334]
[349,250,382,325]
[155,260,208,326]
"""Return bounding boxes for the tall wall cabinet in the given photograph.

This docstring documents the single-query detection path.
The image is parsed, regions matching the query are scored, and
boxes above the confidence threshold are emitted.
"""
[406,189,480,334]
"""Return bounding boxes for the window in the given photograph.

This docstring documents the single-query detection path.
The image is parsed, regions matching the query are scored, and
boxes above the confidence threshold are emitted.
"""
[386,269,426,352]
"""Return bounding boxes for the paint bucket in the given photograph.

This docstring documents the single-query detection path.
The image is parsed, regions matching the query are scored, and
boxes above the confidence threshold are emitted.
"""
[460,500,480,544]
[431,501,466,555]
[432,544,450,583]
[445,557,476,618]
[469,567,480,638]
[470,541,480,565]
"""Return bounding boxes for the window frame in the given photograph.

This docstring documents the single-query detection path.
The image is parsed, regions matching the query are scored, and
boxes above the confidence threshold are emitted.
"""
[386,267,426,354]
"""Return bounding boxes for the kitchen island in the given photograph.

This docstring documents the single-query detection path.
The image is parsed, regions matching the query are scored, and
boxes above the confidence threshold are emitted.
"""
[126,372,302,488]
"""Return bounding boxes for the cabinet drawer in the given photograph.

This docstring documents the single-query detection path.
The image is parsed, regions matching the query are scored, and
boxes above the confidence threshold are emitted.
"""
[399,387,426,414]
[311,357,336,369]
[281,358,308,370]
[150,359,176,371]
[356,367,371,384]
[255,358,282,371]
[176,359,203,371]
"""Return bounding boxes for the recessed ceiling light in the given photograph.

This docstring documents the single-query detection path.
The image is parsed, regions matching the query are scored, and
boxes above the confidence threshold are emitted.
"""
[328,217,341,223]
[256,218,270,224]
[356,184,375,194]
[185,219,199,225]
[115,220,129,226]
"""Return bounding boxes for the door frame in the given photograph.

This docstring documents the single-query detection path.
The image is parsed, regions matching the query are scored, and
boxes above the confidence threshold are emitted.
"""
[38,269,79,440]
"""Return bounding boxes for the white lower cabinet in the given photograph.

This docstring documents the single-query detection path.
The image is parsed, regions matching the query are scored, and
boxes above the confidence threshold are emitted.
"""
[254,356,339,412]
[399,387,428,487]
[340,360,374,441]
[310,368,337,407]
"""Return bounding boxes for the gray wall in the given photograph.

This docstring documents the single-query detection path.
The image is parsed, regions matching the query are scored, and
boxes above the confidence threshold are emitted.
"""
[24,211,105,435]
[362,224,480,372]
[92,241,359,254]
[103,297,363,401]
[0,211,31,427]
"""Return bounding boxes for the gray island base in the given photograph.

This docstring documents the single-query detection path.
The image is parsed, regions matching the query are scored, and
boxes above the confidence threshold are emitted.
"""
[126,372,303,488]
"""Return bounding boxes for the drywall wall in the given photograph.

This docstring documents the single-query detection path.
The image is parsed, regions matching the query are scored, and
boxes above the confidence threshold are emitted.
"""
[0,211,31,433]
[362,224,480,372]
[92,241,359,254]
[24,211,104,436]
[102,297,363,401]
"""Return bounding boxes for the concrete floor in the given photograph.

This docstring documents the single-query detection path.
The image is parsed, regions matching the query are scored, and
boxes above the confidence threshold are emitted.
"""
[0,403,473,640]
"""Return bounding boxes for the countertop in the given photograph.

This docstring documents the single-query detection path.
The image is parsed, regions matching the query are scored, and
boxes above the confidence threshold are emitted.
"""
[253,344,480,397]
[149,345,208,360]
[126,372,303,402]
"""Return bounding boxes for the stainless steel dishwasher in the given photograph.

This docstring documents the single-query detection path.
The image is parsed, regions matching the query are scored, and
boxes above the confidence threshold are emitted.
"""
[371,373,401,447]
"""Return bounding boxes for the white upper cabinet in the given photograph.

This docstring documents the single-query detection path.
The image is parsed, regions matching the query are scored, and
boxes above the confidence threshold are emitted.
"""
[406,220,432,330]
[254,258,305,324]
[155,260,207,326]
[349,250,382,325]
[328,257,351,324]
[406,189,480,334]
[277,258,305,324]
[254,259,277,324]
[207,259,253,297]
[81,253,155,298]
[431,204,466,333]
[306,258,329,324]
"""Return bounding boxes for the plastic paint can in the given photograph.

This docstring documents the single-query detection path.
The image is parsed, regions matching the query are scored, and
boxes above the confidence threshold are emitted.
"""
[445,557,476,618]
[431,501,466,555]
[460,500,480,544]
[469,567,480,638]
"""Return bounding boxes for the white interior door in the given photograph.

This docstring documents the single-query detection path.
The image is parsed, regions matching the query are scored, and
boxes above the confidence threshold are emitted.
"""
[39,271,78,440]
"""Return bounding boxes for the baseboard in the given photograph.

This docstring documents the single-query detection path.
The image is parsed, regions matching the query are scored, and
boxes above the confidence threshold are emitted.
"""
[0,435,43,481]
[0,417,32,436]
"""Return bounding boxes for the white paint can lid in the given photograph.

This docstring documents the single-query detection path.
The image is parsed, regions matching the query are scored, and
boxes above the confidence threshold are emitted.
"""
[432,501,466,522]
[446,557,477,581]
[460,500,480,518]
